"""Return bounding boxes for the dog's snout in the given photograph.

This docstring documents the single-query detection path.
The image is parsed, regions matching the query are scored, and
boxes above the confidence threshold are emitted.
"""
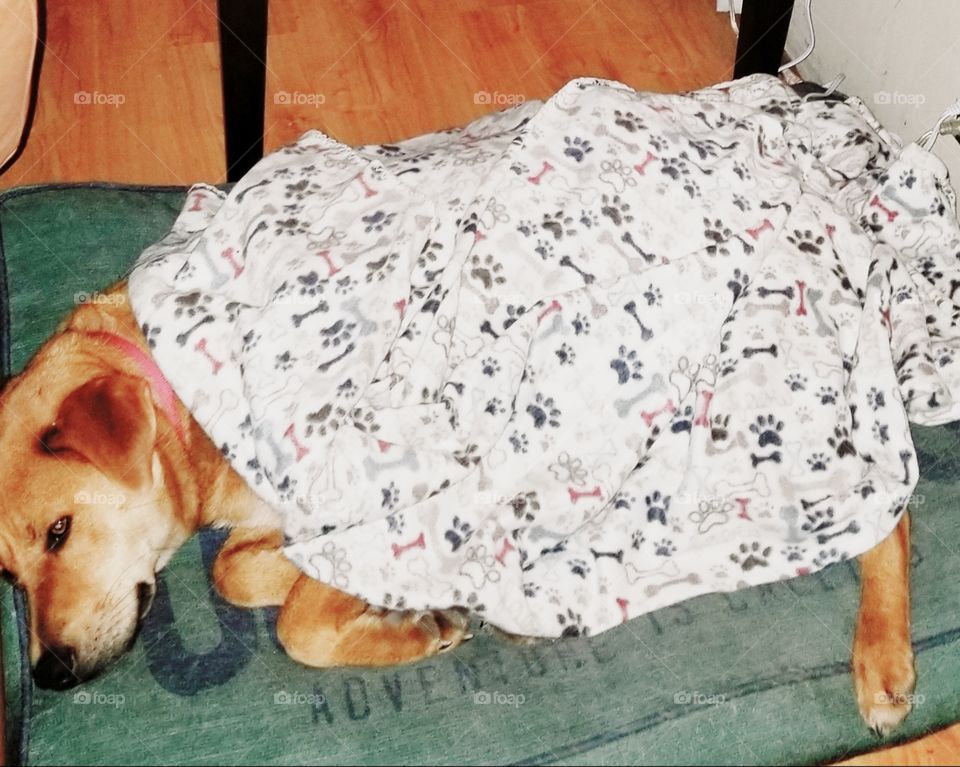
[33,645,80,690]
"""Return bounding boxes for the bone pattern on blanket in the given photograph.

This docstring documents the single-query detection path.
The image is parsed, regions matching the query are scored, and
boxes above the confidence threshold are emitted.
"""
[129,76,960,638]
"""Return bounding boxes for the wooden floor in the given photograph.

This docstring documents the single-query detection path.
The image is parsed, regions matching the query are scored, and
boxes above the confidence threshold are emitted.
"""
[2,0,960,764]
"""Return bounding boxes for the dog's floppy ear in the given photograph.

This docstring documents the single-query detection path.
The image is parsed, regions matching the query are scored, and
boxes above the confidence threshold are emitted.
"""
[41,374,157,490]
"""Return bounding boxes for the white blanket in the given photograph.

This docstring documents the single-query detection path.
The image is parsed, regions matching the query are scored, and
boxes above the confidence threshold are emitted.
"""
[129,75,960,638]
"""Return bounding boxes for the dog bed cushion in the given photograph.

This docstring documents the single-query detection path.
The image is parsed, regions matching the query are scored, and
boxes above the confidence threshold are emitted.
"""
[2,193,960,763]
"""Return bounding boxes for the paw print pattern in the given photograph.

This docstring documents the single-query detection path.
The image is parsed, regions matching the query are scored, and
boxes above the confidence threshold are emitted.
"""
[787,229,825,255]
[784,373,808,392]
[816,386,838,405]
[362,210,397,233]
[469,254,506,289]
[710,414,731,442]
[572,313,591,336]
[481,357,500,377]
[750,415,784,448]
[654,539,676,557]
[600,194,634,227]
[381,482,400,510]
[644,285,663,306]
[484,397,506,416]
[645,491,672,525]
[807,452,830,472]
[534,239,556,260]
[275,350,296,371]
[445,516,473,551]
[729,542,772,571]
[510,492,540,523]
[873,421,890,444]
[516,219,537,237]
[813,548,843,568]
[579,209,599,229]
[613,110,646,133]
[660,156,689,181]
[555,343,576,366]
[610,345,644,384]
[540,211,577,241]
[557,608,588,638]
[509,430,529,453]
[526,393,561,429]
[827,426,857,458]
[781,544,806,562]
[563,136,594,162]
[320,319,356,349]
[719,357,738,377]
[671,405,694,433]
[567,558,591,578]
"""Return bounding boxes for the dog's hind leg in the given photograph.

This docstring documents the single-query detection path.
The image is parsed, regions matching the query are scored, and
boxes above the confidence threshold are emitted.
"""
[853,512,915,736]
[212,527,301,608]
[276,574,472,667]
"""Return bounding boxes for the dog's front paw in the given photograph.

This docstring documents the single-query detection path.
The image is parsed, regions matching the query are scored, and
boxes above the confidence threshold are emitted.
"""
[853,631,916,736]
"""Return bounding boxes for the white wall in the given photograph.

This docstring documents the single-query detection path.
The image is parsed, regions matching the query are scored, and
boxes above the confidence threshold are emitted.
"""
[786,0,960,193]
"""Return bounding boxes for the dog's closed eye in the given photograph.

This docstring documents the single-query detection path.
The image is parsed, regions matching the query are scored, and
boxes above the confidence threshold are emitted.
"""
[46,516,71,553]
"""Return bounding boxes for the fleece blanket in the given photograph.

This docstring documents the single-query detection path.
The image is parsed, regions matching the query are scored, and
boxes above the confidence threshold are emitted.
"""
[128,75,960,638]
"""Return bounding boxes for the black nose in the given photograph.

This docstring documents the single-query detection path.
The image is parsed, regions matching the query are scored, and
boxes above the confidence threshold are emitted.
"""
[33,646,80,690]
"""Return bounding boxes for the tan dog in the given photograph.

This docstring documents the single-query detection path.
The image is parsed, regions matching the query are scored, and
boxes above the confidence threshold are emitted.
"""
[0,282,914,733]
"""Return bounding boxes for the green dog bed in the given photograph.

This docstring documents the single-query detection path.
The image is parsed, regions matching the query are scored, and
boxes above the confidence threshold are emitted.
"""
[3,183,960,766]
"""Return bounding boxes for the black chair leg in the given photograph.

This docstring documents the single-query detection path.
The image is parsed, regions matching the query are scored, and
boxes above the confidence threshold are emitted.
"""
[733,0,796,78]
[217,0,269,182]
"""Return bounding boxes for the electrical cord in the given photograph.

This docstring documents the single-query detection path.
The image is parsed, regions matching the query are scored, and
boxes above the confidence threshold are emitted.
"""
[917,98,960,151]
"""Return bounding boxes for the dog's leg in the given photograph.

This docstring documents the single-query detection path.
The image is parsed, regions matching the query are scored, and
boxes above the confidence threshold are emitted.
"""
[276,574,471,667]
[854,512,915,735]
[212,527,301,608]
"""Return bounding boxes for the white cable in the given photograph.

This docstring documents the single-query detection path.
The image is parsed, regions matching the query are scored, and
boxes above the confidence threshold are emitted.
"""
[778,0,816,73]
[728,3,739,34]
[917,98,960,151]
[801,73,845,102]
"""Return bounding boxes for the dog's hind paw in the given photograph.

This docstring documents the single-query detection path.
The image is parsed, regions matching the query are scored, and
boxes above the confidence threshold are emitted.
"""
[854,635,916,736]
[415,608,473,652]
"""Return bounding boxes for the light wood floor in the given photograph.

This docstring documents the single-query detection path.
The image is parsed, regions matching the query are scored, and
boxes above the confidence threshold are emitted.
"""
[2,1,960,764]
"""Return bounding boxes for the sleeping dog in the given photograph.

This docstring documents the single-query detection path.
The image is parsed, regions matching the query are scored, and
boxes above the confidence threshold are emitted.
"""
[0,280,915,735]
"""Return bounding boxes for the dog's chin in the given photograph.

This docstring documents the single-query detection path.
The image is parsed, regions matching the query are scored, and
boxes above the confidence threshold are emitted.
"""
[33,580,158,690]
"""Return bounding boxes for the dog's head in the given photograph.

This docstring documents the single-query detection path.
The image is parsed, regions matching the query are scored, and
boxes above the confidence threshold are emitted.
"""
[0,352,192,689]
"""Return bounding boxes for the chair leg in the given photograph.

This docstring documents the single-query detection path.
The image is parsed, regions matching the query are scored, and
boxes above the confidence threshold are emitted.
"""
[217,0,269,182]
[733,0,796,78]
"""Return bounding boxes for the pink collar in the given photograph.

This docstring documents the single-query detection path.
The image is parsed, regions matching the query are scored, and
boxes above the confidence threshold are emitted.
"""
[87,331,187,444]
